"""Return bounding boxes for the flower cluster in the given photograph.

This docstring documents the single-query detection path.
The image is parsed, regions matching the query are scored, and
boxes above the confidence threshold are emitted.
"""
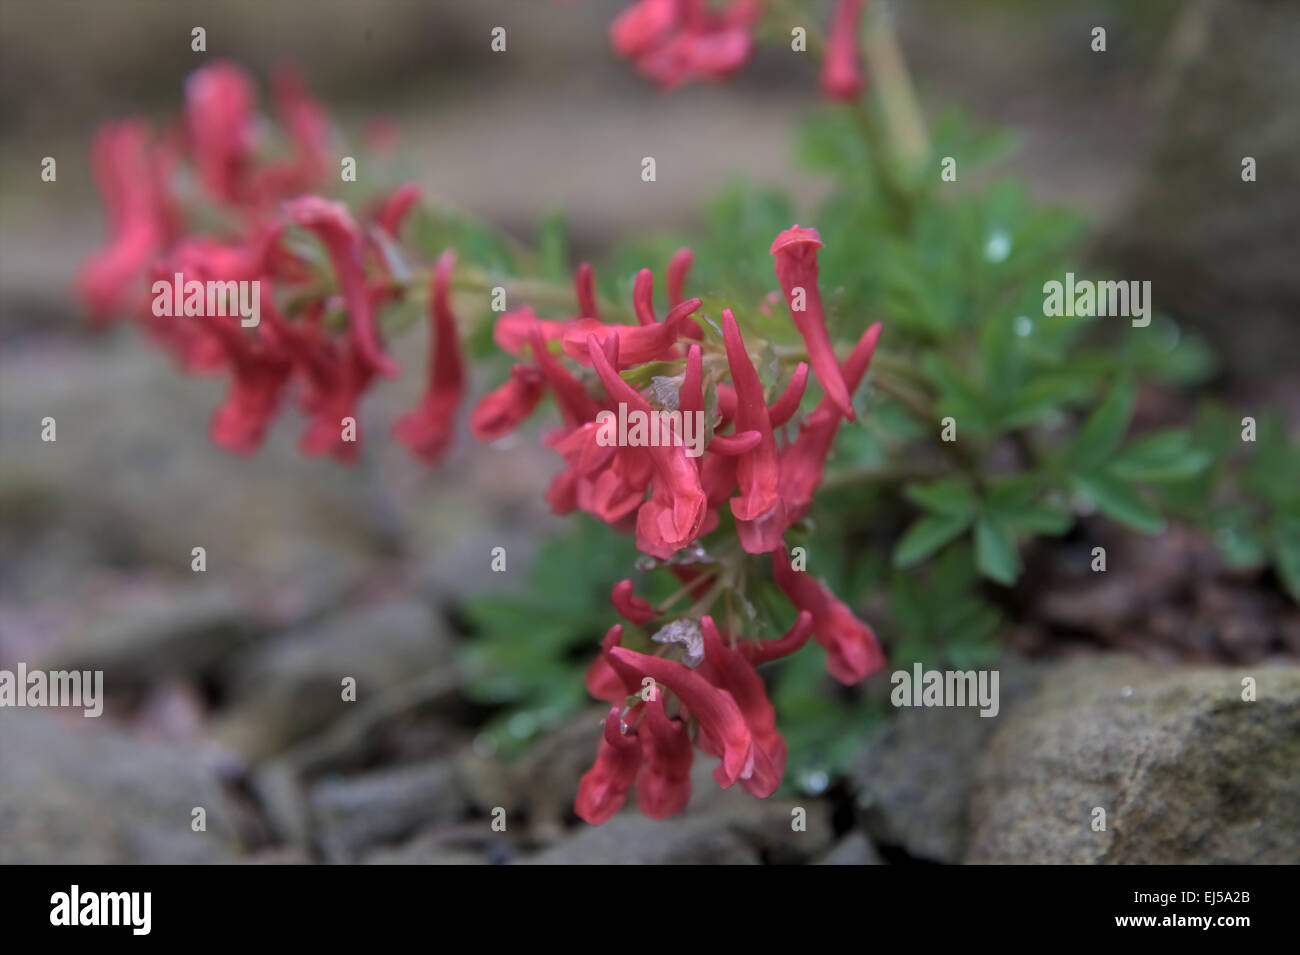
[76,63,461,465]
[80,63,889,827]
[468,226,886,822]
[607,0,867,100]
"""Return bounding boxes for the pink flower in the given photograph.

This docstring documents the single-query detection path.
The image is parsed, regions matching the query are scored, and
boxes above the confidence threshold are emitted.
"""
[820,0,867,101]
[588,332,707,557]
[667,247,694,306]
[611,0,761,90]
[576,707,644,824]
[721,308,786,553]
[394,250,464,464]
[468,364,546,442]
[698,616,785,797]
[740,610,814,665]
[637,696,694,818]
[611,579,660,625]
[285,196,399,378]
[585,625,645,705]
[185,62,257,205]
[561,297,702,367]
[610,645,754,787]
[77,121,175,322]
[770,225,855,420]
[772,545,885,685]
[779,322,881,521]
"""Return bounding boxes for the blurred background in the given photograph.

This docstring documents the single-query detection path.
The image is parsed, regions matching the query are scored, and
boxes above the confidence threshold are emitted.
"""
[1,0,1296,864]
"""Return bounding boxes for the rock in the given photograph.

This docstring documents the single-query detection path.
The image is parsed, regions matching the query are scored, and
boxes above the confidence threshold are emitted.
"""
[38,582,251,686]
[817,832,885,865]
[309,759,467,863]
[965,657,1300,864]
[362,825,505,865]
[847,656,1041,863]
[518,813,759,866]
[208,599,452,760]
[0,710,245,863]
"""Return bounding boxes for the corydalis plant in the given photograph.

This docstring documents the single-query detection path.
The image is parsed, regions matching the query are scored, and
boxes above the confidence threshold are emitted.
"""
[78,59,889,823]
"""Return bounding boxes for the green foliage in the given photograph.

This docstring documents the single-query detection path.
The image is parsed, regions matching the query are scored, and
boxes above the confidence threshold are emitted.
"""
[1155,405,1300,601]
[457,516,668,757]
[435,98,1292,772]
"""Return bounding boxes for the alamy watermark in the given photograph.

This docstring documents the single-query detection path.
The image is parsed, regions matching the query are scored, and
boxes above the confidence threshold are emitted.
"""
[1043,272,1151,327]
[890,663,999,717]
[50,886,151,935]
[151,273,261,327]
[0,663,103,717]
[595,402,706,458]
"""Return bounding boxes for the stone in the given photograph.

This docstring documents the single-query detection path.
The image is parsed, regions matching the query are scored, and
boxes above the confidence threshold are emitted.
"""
[965,657,1300,863]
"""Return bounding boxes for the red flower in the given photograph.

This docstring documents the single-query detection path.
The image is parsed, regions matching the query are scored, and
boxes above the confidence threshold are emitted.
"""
[587,623,654,706]
[575,262,600,319]
[770,225,855,420]
[721,308,786,553]
[493,306,570,358]
[779,322,881,521]
[285,196,399,378]
[185,62,257,205]
[469,364,546,442]
[575,707,644,824]
[204,319,292,456]
[820,0,867,101]
[374,183,422,239]
[610,646,754,787]
[611,579,660,625]
[77,121,176,322]
[667,247,694,306]
[588,332,707,557]
[394,250,464,464]
[698,616,785,797]
[741,610,814,665]
[611,0,761,90]
[637,696,694,818]
[772,545,885,684]
[561,297,701,367]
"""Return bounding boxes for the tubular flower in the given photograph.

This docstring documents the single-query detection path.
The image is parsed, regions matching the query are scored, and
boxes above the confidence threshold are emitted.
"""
[609,646,753,788]
[393,250,465,464]
[469,364,546,442]
[820,0,867,101]
[698,616,785,797]
[770,224,855,420]
[285,196,399,379]
[720,309,786,553]
[772,545,886,685]
[780,322,882,521]
[575,707,645,825]
[77,121,177,322]
[185,62,257,204]
[636,696,694,818]
[611,0,761,90]
[77,76,892,833]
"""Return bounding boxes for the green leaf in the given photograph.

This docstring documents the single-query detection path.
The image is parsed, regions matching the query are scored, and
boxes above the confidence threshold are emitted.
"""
[1072,472,1165,534]
[1273,521,1300,603]
[1111,429,1211,483]
[894,512,972,567]
[904,478,978,517]
[974,518,1020,585]
[1068,377,1136,471]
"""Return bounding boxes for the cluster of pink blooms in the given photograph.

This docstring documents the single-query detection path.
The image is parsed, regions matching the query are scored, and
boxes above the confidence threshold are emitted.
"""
[467,228,886,821]
[80,58,888,826]
[77,62,450,463]
[608,0,867,100]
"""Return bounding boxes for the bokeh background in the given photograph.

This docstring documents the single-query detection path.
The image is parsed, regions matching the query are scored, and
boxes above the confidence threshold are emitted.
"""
[1,0,1296,864]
